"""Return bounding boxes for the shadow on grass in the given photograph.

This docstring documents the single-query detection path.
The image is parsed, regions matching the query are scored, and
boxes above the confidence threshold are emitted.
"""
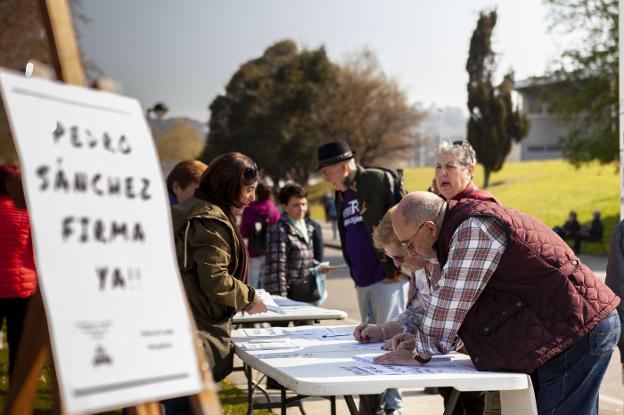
[219,380,272,414]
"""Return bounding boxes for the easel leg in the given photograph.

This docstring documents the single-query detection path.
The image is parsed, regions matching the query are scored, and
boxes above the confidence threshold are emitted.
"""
[189,389,222,415]
[4,292,50,415]
[50,361,63,415]
[127,402,162,415]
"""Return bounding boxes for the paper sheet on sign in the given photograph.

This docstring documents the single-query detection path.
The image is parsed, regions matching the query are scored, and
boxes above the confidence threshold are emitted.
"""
[0,69,203,414]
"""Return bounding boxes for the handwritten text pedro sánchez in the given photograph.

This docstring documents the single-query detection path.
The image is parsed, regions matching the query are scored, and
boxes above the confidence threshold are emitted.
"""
[35,122,153,291]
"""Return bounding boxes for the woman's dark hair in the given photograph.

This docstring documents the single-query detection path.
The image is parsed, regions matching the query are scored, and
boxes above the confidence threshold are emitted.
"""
[197,152,260,209]
[278,183,307,205]
[166,160,207,194]
[255,181,272,202]
[0,164,20,196]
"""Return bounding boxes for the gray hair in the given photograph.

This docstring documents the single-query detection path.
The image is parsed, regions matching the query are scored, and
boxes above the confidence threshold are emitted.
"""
[345,158,357,170]
[435,140,477,168]
[373,206,398,250]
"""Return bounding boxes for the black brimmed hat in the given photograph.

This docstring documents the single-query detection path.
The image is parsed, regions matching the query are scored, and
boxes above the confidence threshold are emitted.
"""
[317,141,356,170]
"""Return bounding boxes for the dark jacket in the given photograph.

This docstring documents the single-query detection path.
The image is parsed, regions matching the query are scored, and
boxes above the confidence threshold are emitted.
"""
[265,214,319,297]
[336,165,399,280]
[435,199,619,373]
[606,219,624,362]
[171,196,256,381]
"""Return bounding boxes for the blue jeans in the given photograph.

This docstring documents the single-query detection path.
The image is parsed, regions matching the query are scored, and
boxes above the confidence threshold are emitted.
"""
[534,310,620,415]
[356,277,408,411]
[248,255,265,289]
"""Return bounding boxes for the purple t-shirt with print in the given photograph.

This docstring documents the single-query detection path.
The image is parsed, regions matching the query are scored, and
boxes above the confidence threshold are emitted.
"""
[342,190,386,287]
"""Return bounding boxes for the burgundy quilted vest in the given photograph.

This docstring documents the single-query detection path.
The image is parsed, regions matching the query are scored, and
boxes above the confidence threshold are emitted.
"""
[435,199,619,373]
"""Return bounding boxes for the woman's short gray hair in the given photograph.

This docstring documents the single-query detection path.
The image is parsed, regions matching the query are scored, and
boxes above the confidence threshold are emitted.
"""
[435,140,477,168]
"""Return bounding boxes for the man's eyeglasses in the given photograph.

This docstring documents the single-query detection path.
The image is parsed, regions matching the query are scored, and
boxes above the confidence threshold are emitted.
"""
[400,202,446,252]
[399,221,426,252]
[243,163,258,181]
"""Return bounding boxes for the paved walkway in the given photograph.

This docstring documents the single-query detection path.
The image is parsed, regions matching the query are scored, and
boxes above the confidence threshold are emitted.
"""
[226,221,623,414]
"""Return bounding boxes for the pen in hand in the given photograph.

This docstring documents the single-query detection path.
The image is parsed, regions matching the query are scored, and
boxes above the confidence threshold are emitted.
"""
[401,322,408,343]
[360,312,371,342]
[322,333,352,338]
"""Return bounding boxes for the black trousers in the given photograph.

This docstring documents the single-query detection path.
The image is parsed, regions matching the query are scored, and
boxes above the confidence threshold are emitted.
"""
[0,296,32,381]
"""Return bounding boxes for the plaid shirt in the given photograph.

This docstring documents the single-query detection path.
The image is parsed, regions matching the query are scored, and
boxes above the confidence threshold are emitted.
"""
[413,215,507,356]
[393,264,440,331]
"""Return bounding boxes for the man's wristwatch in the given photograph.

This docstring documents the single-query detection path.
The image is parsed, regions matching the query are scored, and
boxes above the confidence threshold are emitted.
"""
[413,352,431,364]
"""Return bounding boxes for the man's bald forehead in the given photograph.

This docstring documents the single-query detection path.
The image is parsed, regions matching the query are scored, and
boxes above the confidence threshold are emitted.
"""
[393,191,444,230]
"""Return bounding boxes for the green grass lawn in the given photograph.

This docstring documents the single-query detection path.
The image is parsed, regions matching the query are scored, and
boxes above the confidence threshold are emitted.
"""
[309,159,620,254]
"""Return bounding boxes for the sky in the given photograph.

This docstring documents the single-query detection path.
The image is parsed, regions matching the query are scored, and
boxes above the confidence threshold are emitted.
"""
[77,0,562,122]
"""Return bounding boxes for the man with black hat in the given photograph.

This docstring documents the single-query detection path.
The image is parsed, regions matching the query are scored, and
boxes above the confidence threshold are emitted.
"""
[318,140,407,415]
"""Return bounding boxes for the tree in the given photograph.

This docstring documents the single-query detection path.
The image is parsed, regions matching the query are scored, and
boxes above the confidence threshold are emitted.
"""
[543,0,618,165]
[202,42,425,184]
[201,40,336,184]
[154,118,205,163]
[466,10,529,188]
[316,51,426,167]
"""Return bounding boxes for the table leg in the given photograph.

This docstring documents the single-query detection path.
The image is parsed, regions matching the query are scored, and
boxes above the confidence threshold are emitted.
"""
[281,387,287,415]
[330,396,336,415]
[443,389,460,415]
[245,364,254,415]
[344,395,359,415]
[298,400,307,415]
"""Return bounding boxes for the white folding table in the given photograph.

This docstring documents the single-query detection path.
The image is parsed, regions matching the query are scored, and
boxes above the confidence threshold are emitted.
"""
[232,325,537,415]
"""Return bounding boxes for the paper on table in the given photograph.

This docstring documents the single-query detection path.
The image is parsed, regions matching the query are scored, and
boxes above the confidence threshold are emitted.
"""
[288,326,355,340]
[352,353,478,375]
[273,296,308,307]
[239,338,300,351]
[254,289,282,313]
[241,327,284,337]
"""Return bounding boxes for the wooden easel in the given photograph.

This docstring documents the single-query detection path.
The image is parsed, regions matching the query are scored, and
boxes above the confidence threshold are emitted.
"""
[4,1,221,413]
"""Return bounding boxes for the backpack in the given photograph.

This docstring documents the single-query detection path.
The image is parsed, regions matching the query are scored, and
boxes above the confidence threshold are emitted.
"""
[369,166,406,208]
[247,214,269,254]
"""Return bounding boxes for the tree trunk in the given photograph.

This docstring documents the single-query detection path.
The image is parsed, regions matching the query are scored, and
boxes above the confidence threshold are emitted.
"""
[483,168,491,189]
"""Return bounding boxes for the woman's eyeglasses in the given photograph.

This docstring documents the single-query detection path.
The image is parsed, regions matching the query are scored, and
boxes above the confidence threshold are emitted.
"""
[452,140,465,146]
[243,163,258,181]
[384,251,405,263]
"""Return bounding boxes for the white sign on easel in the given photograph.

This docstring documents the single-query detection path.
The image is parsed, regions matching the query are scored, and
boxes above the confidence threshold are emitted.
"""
[0,69,202,414]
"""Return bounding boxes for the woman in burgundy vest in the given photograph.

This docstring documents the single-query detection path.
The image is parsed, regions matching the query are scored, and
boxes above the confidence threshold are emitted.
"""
[434,140,499,203]
[432,140,498,414]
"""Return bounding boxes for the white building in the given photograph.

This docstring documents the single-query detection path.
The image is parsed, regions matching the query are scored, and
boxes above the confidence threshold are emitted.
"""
[509,78,570,161]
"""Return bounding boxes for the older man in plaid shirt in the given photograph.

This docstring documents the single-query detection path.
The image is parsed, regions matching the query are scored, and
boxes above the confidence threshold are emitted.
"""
[375,191,620,415]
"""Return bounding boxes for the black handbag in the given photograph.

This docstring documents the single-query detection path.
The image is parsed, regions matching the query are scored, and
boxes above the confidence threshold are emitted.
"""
[287,275,321,303]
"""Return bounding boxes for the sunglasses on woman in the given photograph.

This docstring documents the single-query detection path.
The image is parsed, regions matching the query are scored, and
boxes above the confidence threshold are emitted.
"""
[243,163,258,181]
